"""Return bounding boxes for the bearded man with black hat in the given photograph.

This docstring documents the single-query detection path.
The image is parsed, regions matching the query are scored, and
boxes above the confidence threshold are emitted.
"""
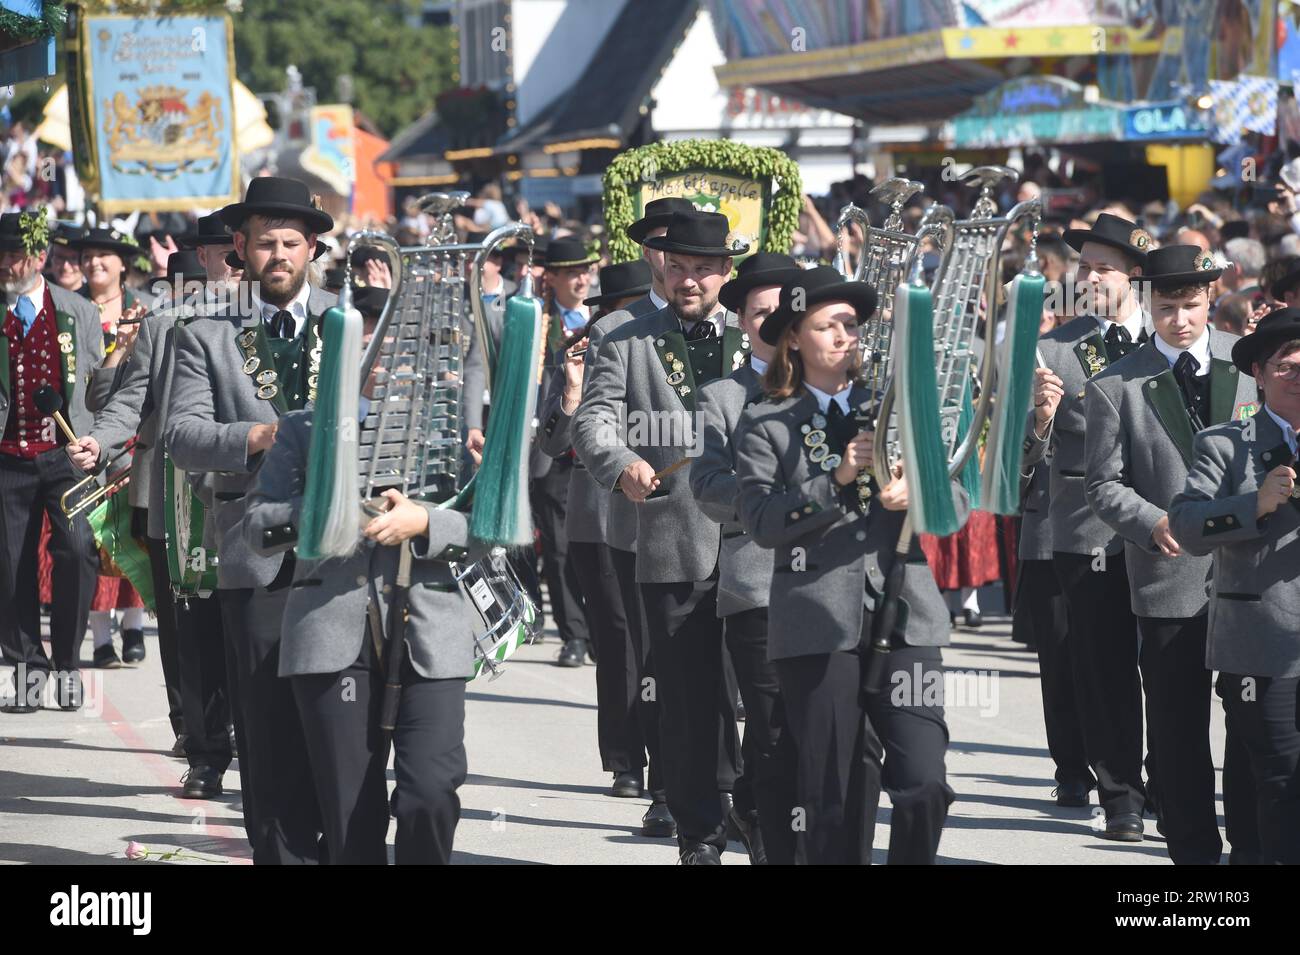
[689,252,806,864]
[68,251,234,795]
[1084,245,1259,863]
[573,210,752,863]
[1025,212,1152,840]
[164,176,337,862]
[0,209,103,713]
[1169,306,1300,864]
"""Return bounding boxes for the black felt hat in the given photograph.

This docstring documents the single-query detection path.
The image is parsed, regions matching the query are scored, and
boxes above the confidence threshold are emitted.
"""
[67,226,139,262]
[719,252,803,313]
[181,212,235,248]
[1063,212,1152,262]
[542,236,598,269]
[218,176,334,234]
[759,265,878,346]
[1132,244,1222,289]
[0,212,50,254]
[583,259,652,308]
[1232,306,1300,372]
[627,197,698,245]
[642,211,749,258]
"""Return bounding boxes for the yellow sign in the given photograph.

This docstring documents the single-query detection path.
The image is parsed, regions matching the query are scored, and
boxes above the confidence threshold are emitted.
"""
[638,168,767,262]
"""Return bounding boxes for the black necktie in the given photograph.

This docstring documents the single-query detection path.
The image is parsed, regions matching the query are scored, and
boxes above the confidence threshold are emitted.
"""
[268,309,294,340]
[686,321,716,341]
[1173,351,1205,429]
[825,400,857,450]
[1103,323,1132,363]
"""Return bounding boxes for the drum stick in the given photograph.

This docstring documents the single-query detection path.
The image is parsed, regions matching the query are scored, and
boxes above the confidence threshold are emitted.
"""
[34,386,78,443]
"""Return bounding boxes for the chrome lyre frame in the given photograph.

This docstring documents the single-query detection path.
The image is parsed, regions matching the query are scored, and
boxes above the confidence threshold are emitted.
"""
[872,166,1041,486]
[831,202,871,281]
[468,222,535,394]
[418,190,470,245]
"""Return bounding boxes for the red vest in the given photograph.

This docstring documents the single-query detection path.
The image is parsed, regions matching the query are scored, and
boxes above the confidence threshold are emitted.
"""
[1,288,64,459]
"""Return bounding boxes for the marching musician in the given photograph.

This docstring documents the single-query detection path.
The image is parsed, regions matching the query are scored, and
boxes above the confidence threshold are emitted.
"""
[67,250,234,798]
[1026,213,1151,840]
[573,210,751,863]
[0,210,103,713]
[244,284,483,865]
[1168,307,1300,865]
[690,252,806,865]
[733,266,958,865]
[1084,245,1260,863]
[164,177,337,863]
[536,200,696,837]
[539,260,659,806]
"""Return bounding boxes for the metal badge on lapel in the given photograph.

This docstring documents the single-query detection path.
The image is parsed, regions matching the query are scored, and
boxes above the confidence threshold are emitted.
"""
[821,454,841,471]
[256,370,278,385]
[667,370,686,386]
[804,429,827,447]
[258,383,279,400]
[243,355,260,375]
[809,443,829,464]
[812,412,827,430]
[57,332,72,344]
[239,330,257,349]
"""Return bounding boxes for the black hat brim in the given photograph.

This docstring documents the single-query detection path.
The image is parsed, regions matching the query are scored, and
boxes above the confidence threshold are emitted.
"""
[544,255,599,269]
[1136,269,1224,288]
[583,283,651,308]
[760,283,878,346]
[1232,321,1300,372]
[719,267,807,314]
[67,238,141,262]
[626,214,675,246]
[219,201,334,236]
[1062,227,1147,261]
[181,233,236,248]
[642,234,749,258]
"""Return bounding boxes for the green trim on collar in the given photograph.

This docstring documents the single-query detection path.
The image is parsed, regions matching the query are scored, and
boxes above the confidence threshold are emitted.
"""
[1141,368,1195,469]
[1208,357,1239,427]
[653,328,696,413]
[1071,330,1108,381]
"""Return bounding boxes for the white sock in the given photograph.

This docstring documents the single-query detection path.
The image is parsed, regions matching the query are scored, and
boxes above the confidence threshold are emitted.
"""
[962,588,980,613]
[89,611,113,649]
[121,607,145,632]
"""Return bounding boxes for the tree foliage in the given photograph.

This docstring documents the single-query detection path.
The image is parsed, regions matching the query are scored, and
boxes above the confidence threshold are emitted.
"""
[233,0,456,138]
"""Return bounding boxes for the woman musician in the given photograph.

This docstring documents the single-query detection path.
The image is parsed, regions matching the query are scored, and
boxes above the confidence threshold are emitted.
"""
[732,266,959,864]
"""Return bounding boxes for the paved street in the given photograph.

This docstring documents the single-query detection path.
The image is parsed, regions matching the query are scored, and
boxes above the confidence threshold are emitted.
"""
[0,608,1227,865]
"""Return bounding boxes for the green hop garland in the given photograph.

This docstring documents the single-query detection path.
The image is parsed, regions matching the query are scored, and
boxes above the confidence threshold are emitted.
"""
[0,3,67,44]
[116,231,151,274]
[602,139,803,264]
[18,210,51,258]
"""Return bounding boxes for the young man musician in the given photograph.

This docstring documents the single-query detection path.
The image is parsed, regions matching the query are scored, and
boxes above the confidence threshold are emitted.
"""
[1084,244,1259,863]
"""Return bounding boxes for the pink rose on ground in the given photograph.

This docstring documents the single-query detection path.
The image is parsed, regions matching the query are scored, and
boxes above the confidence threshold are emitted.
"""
[125,841,148,860]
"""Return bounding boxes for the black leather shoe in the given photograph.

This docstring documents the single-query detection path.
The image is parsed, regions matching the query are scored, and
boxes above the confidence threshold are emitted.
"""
[1099,812,1144,842]
[121,629,146,663]
[729,806,767,865]
[181,765,224,799]
[1053,780,1090,807]
[611,770,643,798]
[679,843,721,865]
[92,644,122,668]
[171,734,188,759]
[642,796,677,838]
[963,609,983,628]
[556,639,588,668]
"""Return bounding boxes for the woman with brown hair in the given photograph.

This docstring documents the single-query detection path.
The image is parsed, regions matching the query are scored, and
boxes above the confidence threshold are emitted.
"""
[733,265,961,864]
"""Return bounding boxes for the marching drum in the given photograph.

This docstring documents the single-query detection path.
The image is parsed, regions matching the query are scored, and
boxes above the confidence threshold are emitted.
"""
[453,550,541,680]
[164,453,218,598]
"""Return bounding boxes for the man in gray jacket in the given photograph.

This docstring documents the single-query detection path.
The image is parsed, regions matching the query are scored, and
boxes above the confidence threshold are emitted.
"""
[572,210,750,863]
[1027,213,1151,841]
[1169,306,1300,864]
[690,252,804,864]
[165,177,337,863]
[69,250,233,796]
[1085,245,1259,863]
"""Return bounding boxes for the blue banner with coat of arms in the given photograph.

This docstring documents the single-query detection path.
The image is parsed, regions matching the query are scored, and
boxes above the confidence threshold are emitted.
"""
[81,14,239,213]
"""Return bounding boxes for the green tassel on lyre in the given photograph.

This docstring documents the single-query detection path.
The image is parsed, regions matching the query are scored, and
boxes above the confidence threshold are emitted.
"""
[954,377,982,503]
[299,302,363,560]
[469,292,543,546]
[981,272,1045,514]
[894,281,959,535]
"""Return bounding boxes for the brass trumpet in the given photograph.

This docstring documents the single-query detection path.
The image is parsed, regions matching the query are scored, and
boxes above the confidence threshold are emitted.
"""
[61,439,136,518]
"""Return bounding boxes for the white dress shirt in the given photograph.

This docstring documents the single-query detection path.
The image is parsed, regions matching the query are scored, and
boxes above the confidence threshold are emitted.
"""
[1096,307,1148,344]
[1264,405,1299,456]
[251,281,312,338]
[804,382,851,415]
[649,288,668,311]
[749,354,769,376]
[1152,327,1212,376]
